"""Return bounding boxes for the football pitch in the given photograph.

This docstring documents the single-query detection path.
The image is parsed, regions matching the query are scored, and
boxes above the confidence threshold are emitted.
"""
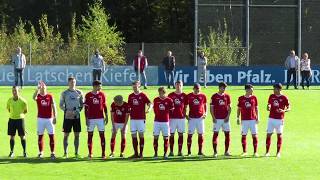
[0,85,319,180]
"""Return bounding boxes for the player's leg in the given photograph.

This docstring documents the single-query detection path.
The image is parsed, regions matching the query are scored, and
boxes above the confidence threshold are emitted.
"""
[241,121,248,156]
[266,118,274,156]
[8,119,16,157]
[62,118,72,157]
[163,122,170,158]
[187,119,196,156]
[153,121,160,158]
[18,119,27,157]
[197,118,205,156]
[87,120,95,158]
[110,123,118,157]
[130,120,139,158]
[275,120,284,158]
[223,120,231,156]
[73,118,81,157]
[251,121,258,157]
[169,119,176,156]
[120,124,127,157]
[37,118,45,158]
[177,119,185,156]
[97,119,106,159]
[212,119,222,157]
[46,118,56,159]
[138,120,145,158]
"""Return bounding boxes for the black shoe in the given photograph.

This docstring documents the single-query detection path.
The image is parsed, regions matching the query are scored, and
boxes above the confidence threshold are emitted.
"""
[8,152,14,158]
[23,152,27,158]
[144,86,147,89]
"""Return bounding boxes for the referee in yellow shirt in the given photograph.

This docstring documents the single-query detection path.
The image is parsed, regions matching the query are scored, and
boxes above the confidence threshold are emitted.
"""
[7,86,28,158]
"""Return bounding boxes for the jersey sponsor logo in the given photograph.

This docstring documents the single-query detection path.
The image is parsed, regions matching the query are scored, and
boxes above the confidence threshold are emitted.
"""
[174,98,181,105]
[245,101,252,108]
[273,100,279,107]
[93,98,99,104]
[159,103,165,110]
[133,99,139,105]
[219,99,225,105]
[193,99,200,105]
[41,99,49,106]
[116,109,123,116]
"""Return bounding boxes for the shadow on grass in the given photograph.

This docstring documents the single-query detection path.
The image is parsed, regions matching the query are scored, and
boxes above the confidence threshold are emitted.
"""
[0,154,275,164]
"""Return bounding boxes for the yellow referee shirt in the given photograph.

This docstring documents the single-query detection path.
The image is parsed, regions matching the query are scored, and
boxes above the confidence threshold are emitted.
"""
[7,97,28,119]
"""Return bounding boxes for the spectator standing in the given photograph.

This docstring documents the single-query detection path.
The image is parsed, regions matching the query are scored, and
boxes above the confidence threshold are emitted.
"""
[90,49,105,82]
[284,50,299,89]
[197,52,208,88]
[300,52,312,90]
[12,47,26,89]
[162,51,176,89]
[133,50,148,89]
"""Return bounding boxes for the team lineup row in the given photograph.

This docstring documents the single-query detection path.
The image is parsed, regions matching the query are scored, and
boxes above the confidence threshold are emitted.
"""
[6,78,290,160]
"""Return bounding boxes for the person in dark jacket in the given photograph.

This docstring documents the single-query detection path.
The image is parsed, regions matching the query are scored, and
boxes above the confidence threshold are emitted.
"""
[162,51,176,89]
[133,50,148,89]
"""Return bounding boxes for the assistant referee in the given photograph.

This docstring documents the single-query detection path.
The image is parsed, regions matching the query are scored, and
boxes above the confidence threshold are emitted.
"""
[7,86,28,158]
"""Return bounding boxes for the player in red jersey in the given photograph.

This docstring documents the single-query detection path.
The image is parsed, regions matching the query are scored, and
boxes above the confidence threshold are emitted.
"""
[110,95,130,158]
[186,83,207,156]
[168,80,187,156]
[237,84,259,157]
[128,80,152,158]
[153,87,174,159]
[266,83,290,158]
[33,81,57,159]
[210,82,232,158]
[84,80,108,159]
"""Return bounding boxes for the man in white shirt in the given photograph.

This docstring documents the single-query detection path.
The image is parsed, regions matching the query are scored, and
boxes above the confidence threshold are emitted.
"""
[12,47,26,89]
[90,49,105,82]
[284,50,299,89]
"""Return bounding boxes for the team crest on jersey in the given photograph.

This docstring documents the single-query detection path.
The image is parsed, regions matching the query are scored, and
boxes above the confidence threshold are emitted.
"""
[193,99,200,105]
[93,98,99,104]
[273,100,279,107]
[245,101,252,108]
[116,109,123,116]
[41,100,49,106]
[174,98,181,105]
[159,104,165,110]
[219,99,225,105]
[133,99,139,105]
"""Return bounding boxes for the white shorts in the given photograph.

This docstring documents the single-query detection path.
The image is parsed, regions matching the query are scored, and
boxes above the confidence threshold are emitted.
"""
[169,119,186,134]
[153,121,170,136]
[267,118,284,134]
[188,118,205,134]
[87,119,105,132]
[241,120,258,135]
[112,123,128,133]
[213,119,231,132]
[130,119,145,134]
[37,118,55,135]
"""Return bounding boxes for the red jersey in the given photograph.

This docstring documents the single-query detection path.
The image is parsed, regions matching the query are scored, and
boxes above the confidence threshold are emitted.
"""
[237,95,258,121]
[128,92,151,120]
[36,94,54,118]
[153,97,174,122]
[84,91,107,119]
[268,94,289,120]
[187,93,207,119]
[111,102,130,123]
[210,93,231,119]
[168,92,187,119]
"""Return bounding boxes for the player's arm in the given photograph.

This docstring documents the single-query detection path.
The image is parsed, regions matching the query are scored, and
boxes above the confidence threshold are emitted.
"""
[210,104,216,123]
[110,111,115,130]
[7,99,10,112]
[146,102,153,113]
[59,92,66,111]
[78,91,84,112]
[236,107,241,125]
[202,103,207,119]
[24,101,28,114]
[255,106,259,124]
[52,99,57,124]
[32,88,39,101]
[225,105,231,123]
[103,95,108,125]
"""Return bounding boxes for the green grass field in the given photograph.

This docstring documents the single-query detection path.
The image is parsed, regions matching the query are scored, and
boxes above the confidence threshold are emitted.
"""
[0,85,319,180]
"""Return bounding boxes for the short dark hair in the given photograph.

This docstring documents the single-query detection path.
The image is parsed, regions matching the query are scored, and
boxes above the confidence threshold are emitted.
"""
[175,80,183,85]
[132,80,140,85]
[92,80,102,86]
[245,84,253,90]
[273,83,283,89]
[158,86,166,94]
[68,77,75,82]
[218,82,227,88]
[12,86,19,90]
[114,95,123,103]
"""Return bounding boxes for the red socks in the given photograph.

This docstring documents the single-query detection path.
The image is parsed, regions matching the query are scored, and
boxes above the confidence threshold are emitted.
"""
[187,134,192,154]
[139,137,144,157]
[49,134,55,153]
[110,138,116,153]
[164,138,169,155]
[277,134,282,154]
[121,138,126,153]
[132,137,138,155]
[253,136,258,153]
[212,132,218,153]
[99,132,105,156]
[178,135,183,153]
[241,135,247,153]
[88,132,93,155]
[266,135,271,153]
[38,135,44,153]
[169,135,174,153]
[224,132,230,153]
[153,138,158,154]
[198,135,204,154]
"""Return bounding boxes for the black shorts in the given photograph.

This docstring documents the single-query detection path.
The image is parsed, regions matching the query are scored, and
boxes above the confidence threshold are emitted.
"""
[8,119,25,136]
[63,118,81,133]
